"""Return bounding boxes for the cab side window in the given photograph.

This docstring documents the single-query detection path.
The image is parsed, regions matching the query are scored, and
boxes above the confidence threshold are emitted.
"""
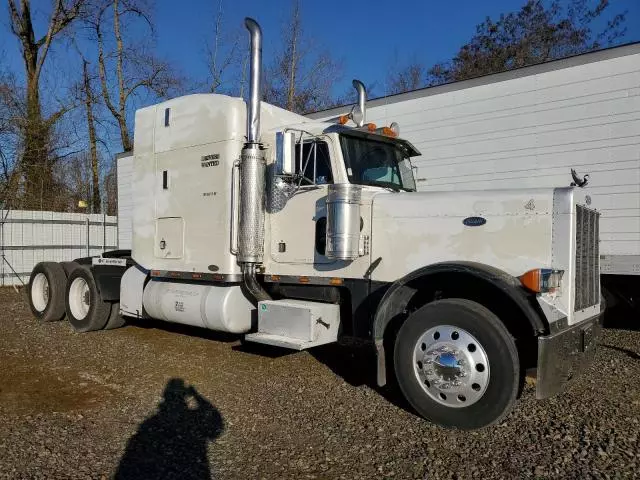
[295,141,333,186]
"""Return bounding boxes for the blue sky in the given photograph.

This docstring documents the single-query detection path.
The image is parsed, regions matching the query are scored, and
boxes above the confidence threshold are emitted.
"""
[0,0,638,159]
[153,0,640,98]
[1,0,638,99]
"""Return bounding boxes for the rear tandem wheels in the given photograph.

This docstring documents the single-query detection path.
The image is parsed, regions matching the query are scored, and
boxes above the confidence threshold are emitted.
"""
[27,259,127,333]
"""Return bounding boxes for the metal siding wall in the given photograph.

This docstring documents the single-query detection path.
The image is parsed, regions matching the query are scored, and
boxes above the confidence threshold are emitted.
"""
[0,210,118,286]
[348,53,640,258]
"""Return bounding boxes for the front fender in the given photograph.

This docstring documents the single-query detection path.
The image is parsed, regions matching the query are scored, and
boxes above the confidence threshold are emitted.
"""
[372,261,547,386]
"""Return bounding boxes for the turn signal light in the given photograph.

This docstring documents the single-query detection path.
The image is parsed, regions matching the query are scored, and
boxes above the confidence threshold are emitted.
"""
[338,115,349,125]
[519,269,564,293]
[366,123,377,132]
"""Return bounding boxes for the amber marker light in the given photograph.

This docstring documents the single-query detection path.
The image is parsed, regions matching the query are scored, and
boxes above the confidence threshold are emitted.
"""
[519,268,564,293]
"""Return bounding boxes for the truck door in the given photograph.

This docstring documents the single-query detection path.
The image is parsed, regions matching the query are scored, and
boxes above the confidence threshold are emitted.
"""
[269,138,336,266]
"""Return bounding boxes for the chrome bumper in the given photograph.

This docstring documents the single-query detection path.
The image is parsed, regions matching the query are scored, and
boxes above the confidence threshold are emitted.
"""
[536,313,602,399]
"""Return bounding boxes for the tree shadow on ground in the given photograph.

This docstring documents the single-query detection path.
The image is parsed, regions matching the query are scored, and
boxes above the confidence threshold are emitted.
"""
[114,378,224,480]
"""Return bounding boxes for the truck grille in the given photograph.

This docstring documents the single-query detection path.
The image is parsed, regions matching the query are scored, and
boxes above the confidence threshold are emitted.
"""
[574,205,600,311]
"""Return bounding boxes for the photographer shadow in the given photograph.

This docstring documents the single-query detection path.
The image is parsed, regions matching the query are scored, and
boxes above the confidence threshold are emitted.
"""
[115,378,224,480]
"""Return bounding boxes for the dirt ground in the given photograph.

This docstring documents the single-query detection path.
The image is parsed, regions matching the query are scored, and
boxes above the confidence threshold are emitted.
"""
[0,287,638,479]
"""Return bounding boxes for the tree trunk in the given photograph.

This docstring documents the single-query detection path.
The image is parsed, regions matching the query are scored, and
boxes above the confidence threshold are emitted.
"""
[113,0,132,152]
[285,1,300,111]
[8,0,84,209]
[23,71,52,209]
[83,61,101,213]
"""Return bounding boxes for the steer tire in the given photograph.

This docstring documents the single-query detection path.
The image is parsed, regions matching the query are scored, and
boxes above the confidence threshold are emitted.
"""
[65,266,111,333]
[103,302,127,330]
[394,298,519,430]
[28,262,67,322]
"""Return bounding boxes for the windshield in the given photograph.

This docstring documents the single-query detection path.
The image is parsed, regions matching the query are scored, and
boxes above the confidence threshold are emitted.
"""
[339,135,416,191]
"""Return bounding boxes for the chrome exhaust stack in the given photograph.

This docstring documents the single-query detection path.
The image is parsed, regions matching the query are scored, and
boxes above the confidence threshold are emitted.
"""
[244,18,262,144]
[327,79,367,127]
[352,79,366,127]
[238,17,270,302]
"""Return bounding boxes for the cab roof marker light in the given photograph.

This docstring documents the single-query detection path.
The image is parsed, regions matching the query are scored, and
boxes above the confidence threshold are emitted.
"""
[375,126,399,138]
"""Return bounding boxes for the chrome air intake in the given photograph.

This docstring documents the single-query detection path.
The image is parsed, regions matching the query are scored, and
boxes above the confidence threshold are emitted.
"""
[326,183,362,260]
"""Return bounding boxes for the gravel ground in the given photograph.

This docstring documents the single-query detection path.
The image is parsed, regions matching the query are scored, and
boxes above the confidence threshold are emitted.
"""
[0,287,638,479]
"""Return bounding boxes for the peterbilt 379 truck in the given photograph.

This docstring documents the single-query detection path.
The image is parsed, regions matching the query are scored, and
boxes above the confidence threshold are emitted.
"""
[27,18,602,429]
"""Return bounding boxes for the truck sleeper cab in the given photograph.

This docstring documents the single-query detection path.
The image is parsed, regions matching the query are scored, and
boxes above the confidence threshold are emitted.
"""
[26,18,602,430]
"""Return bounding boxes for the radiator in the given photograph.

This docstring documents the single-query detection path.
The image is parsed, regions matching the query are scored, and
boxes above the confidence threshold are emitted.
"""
[574,205,600,311]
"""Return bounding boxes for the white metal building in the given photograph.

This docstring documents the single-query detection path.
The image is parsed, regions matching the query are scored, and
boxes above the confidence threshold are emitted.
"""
[309,43,640,276]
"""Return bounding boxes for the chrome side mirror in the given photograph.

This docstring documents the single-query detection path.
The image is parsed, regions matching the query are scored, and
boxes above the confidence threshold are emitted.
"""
[275,131,295,175]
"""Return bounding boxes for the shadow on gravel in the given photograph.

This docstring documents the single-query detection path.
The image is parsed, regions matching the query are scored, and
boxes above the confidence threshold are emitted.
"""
[602,310,639,332]
[601,292,639,332]
[310,343,414,415]
[231,341,298,359]
[115,378,224,480]
[598,344,640,360]
[131,318,240,343]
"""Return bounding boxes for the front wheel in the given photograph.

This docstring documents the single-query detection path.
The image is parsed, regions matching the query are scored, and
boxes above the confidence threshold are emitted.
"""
[394,298,519,429]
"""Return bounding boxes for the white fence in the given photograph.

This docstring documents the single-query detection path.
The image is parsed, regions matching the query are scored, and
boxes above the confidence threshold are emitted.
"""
[0,210,118,286]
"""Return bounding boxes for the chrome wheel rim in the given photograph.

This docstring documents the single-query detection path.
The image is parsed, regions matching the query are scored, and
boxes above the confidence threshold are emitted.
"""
[69,277,90,320]
[413,325,490,408]
[31,273,49,312]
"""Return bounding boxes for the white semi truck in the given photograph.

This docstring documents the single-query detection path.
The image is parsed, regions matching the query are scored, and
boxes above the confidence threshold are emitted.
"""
[27,18,602,430]
[310,43,640,318]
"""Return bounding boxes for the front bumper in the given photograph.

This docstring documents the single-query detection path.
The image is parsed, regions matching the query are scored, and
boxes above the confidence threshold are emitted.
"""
[535,313,602,399]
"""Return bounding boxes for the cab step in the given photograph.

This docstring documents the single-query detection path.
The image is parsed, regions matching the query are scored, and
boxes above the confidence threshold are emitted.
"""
[243,299,340,350]
[243,332,330,350]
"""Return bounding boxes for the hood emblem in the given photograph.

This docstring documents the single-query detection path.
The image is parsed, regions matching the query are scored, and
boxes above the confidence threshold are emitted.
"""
[463,216,486,227]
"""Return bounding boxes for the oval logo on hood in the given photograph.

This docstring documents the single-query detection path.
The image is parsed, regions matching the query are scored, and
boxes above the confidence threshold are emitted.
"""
[463,216,486,227]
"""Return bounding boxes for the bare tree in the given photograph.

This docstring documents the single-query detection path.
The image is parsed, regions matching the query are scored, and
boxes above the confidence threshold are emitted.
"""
[81,60,101,213]
[264,0,342,113]
[387,61,426,95]
[7,0,86,209]
[52,151,92,212]
[91,0,181,152]
[0,70,19,186]
[206,0,242,94]
[428,0,627,85]
[103,162,117,215]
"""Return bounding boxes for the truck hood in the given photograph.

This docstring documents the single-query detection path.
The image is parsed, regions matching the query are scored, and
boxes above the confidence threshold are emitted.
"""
[369,188,558,282]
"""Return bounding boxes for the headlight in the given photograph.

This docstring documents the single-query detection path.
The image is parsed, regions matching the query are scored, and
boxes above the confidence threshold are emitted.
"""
[519,269,564,293]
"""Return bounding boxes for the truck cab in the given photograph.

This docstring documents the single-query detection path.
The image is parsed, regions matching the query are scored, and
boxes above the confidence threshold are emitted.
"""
[27,17,602,430]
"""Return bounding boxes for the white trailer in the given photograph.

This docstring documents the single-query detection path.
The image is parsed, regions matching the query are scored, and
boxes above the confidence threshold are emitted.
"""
[27,18,603,430]
[309,43,640,313]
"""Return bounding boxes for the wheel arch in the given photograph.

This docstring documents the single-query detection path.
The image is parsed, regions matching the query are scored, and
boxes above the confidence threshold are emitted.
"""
[372,261,547,387]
